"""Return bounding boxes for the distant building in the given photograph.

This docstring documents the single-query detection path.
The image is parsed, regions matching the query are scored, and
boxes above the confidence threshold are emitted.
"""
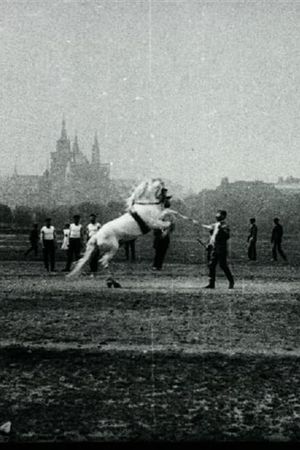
[46,118,111,205]
[0,118,189,208]
[218,177,276,193]
[0,118,113,208]
[275,176,300,193]
[217,176,300,198]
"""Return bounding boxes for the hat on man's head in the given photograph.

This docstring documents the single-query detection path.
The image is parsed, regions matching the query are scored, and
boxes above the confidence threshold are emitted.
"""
[216,210,227,219]
[73,214,80,219]
[90,213,96,217]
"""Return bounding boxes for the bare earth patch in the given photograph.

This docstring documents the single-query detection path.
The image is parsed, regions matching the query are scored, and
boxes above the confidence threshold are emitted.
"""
[0,261,300,441]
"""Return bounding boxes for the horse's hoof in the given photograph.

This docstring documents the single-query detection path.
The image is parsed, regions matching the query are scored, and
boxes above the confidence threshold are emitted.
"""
[66,271,76,279]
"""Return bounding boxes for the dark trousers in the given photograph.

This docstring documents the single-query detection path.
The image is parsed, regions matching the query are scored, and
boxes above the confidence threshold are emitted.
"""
[153,236,170,269]
[248,240,257,260]
[206,245,212,263]
[42,240,55,271]
[208,249,234,287]
[25,241,38,257]
[89,247,99,273]
[66,238,81,270]
[272,241,287,261]
[125,240,136,261]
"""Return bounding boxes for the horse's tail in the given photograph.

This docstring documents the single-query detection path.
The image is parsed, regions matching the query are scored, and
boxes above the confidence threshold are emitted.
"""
[66,235,97,279]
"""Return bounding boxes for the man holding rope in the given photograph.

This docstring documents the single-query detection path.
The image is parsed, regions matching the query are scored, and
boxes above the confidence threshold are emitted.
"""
[158,205,234,288]
[201,210,234,289]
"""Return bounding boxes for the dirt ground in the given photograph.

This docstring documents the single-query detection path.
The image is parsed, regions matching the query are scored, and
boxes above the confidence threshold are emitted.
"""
[0,260,300,441]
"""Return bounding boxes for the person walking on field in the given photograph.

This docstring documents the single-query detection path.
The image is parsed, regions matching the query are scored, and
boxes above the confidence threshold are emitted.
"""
[202,210,234,289]
[271,217,287,262]
[40,218,56,272]
[24,223,39,257]
[86,214,101,276]
[247,217,257,261]
[64,215,84,272]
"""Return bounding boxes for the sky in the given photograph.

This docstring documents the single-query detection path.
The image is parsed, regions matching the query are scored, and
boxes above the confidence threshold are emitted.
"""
[0,0,299,192]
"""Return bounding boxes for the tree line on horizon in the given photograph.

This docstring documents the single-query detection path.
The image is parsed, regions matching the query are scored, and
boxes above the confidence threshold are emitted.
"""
[0,184,299,236]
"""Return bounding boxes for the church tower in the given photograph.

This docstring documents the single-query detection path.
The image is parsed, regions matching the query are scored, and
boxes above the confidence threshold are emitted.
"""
[56,116,71,155]
[91,133,100,168]
[50,116,72,184]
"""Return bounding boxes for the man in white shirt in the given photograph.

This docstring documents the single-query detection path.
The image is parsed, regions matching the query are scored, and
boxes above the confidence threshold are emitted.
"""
[65,215,84,272]
[86,214,101,275]
[40,218,56,272]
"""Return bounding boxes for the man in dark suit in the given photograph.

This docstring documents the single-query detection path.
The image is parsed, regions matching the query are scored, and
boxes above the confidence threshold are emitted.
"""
[152,196,174,271]
[125,239,136,262]
[203,210,234,289]
[247,217,258,261]
[271,218,287,262]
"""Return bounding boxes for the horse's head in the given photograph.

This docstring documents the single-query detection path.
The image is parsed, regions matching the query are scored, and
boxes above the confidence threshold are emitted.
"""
[126,178,168,209]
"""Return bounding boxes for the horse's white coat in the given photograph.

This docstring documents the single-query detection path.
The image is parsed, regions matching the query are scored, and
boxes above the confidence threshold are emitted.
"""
[67,178,172,279]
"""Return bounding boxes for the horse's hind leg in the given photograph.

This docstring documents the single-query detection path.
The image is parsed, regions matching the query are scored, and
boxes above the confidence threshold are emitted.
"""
[100,247,121,288]
[66,239,96,278]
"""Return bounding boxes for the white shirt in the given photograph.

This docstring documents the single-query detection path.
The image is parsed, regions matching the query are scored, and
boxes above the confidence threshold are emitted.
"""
[69,223,82,239]
[61,229,70,250]
[87,222,101,238]
[40,225,55,241]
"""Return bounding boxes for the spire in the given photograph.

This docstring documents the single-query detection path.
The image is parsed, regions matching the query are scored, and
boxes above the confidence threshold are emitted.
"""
[56,115,71,155]
[91,132,100,167]
[72,134,80,154]
[61,115,67,140]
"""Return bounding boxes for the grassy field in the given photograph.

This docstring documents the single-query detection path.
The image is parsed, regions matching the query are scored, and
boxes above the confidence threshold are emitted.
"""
[0,257,300,441]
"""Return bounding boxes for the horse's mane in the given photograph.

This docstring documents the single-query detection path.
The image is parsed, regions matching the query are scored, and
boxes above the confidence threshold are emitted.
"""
[125,178,164,210]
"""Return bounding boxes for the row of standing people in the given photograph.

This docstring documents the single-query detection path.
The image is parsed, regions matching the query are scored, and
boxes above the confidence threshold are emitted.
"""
[150,212,288,289]
[196,213,287,289]
[24,211,288,284]
[247,217,287,262]
[24,212,169,274]
[25,214,101,273]
[151,213,288,272]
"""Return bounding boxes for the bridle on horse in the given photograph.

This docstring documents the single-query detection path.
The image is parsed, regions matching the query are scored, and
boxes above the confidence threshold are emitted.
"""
[133,186,168,205]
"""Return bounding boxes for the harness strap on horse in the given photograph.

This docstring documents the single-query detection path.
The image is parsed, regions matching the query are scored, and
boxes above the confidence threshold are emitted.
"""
[129,210,151,235]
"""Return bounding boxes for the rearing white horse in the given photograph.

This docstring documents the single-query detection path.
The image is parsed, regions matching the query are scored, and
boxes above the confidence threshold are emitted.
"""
[66,178,172,287]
